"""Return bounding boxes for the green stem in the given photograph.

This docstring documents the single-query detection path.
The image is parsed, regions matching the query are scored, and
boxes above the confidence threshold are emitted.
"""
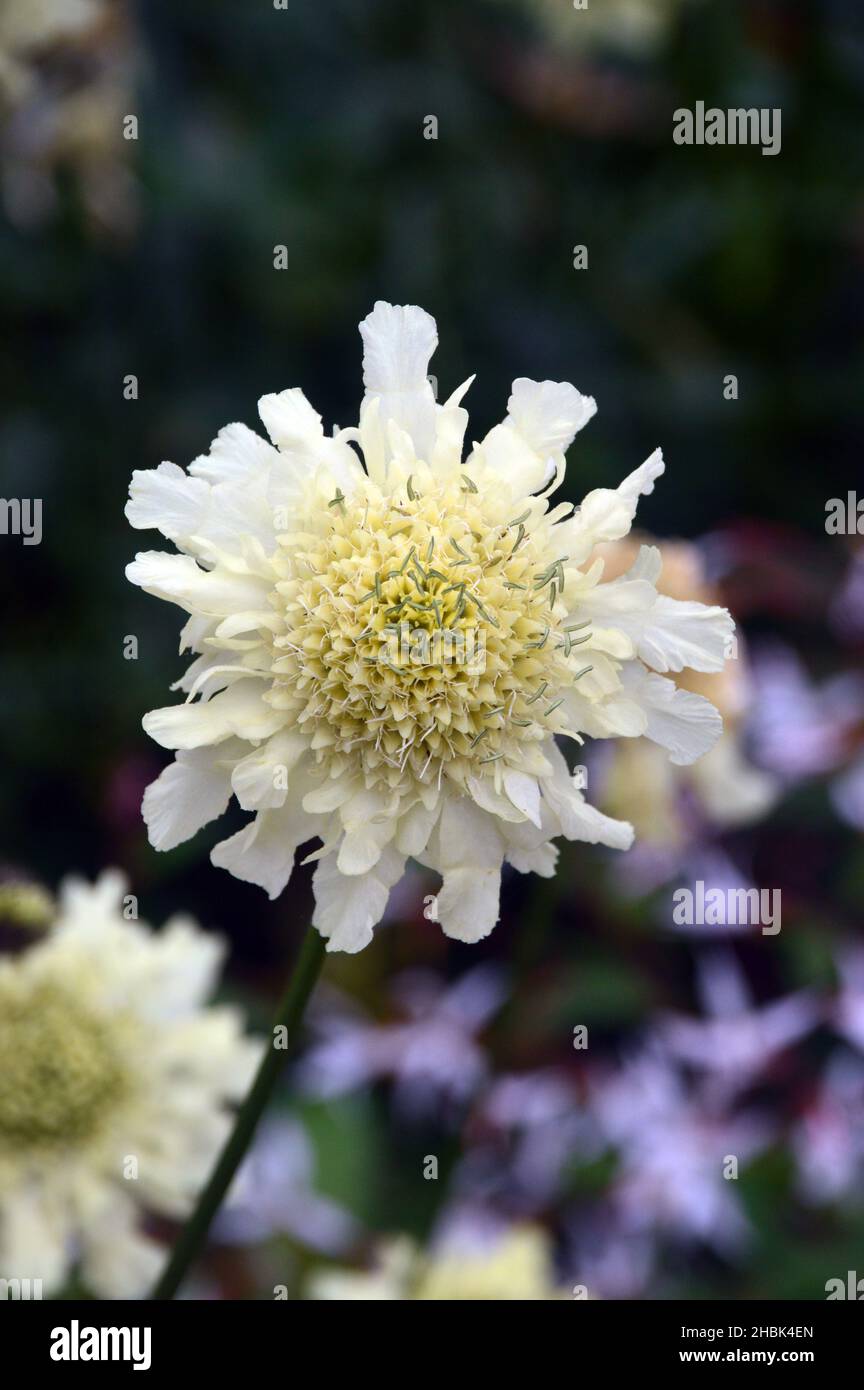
[150,924,327,1300]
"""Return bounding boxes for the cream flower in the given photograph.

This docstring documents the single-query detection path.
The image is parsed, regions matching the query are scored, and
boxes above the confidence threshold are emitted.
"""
[126,302,733,952]
[0,870,260,1298]
[308,1224,568,1301]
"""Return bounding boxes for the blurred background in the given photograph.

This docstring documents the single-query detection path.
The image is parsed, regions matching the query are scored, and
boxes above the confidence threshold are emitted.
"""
[2,0,864,1298]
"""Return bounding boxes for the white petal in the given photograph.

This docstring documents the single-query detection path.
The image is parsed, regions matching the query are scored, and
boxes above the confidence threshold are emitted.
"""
[337,789,400,872]
[189,421,281,484]
[466,774,529,822]
[230,731,308,811]
[143,745,240,851]
[507,378,597,457]
[258,388,361,493]
[203,478,279,555]
[0,1189,71,1294]
[434,866,502,944]
[579,545,734,674]
[543,743,634,849]
[143,680,283,750]
[126,551,271,619]
[620,662,722,766]
[302,777,357,814]
[312,845,406,953]
[394,799,441,856]
[210,803,320,899]
[561,685,648,740]
[430,376,474,473]
[472,420,552,497]
[81,1209,165,1300]
[620,543,662,583]
[337,814,397,876]
[259,388,328,453]
[126,461,211,540]
[506,839,559,877]
[503,770,542,828]
[126,462,277,558]
[563,449,665,562]
[471,378,596,497]
[499,797,561,874]
[430,797,505,943]
[359,301,438,466]
[637,594,734,674]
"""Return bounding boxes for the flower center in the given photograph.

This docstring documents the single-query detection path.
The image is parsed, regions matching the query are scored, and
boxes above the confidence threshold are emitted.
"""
[268,469,590,792]
[0,982,129,1151]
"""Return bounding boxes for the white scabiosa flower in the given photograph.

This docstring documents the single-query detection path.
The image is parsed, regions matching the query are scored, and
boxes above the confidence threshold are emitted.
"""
[0,870,260,1298]
[126,302,733,953]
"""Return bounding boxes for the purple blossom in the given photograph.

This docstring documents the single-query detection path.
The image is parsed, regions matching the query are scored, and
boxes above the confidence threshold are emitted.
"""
[749,642,864,780]
[793,1053,864,1205]
[656,952,820,1098]
[588,1046,771,1252]
[299,965,505,1119]
[218,1117,358,1254]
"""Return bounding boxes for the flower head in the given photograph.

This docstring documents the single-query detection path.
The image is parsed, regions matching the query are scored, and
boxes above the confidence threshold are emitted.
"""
[127,302,732,952]
[0,870,260,1297]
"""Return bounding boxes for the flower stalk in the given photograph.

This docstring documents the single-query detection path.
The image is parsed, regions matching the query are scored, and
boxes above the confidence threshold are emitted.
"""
[150,925,327,1300]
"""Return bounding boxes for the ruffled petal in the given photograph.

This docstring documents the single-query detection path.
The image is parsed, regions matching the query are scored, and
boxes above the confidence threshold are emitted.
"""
[126,551,271,619]
[471,378,596,497]
[578,545,734,674]
[620,662,722,766]
[359,301,438,468]
[428,797,505,943]
[230,730,308,811]
[143,680,284,750]
[507,377,597,457]
[258,388,361,494]
[188,421,281,484]
[210,802,321,899]
[312,845,406,953]
[562,449,665,563]
[543,743,634,849]
[143,744,241,850]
